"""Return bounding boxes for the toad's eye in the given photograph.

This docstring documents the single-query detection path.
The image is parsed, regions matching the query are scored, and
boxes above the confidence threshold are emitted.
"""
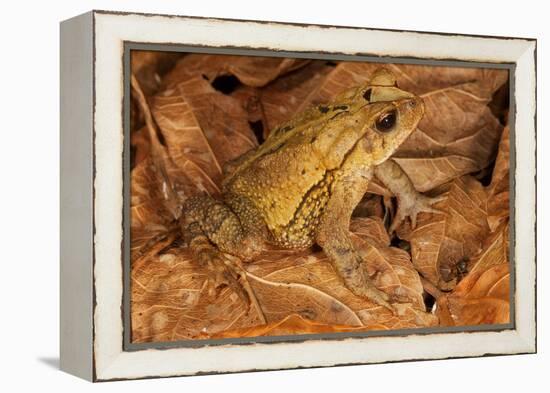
[375,109,397,132]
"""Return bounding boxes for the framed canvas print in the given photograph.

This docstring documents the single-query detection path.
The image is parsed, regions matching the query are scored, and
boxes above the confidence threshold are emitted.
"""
[60,10,537,382]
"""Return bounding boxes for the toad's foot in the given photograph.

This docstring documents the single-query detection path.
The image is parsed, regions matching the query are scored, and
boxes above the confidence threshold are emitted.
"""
[373,160,445,234]
[343,263,395,313]
[195,248,267,323]
[389,193,445,234]
[354,280,394,313]
[199,249,250,306]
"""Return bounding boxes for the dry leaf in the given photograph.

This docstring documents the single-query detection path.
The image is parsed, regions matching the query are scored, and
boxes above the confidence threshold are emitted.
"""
[131,126,151,167]
[353,194,386,220]
[435,223,510,326]
[206,313,389,338]
[401,176,490,290]
[387,64,508,97]
[259,60,335,131]
[130,51,182,138]
[467,222,510,276]
[129,53,510,341]
[132,217,437,343]
[131,50,181,95]
[436,265,510,326]
[163,54,309,89]
[230,85,264,129]
[487,126,510,231]
[132,248,261,342]
[130,75,190,231]
[130,158,174,234]
[151,76,258,196]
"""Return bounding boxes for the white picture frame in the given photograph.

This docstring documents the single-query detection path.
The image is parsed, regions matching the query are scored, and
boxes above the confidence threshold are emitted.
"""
[60,10,536,382]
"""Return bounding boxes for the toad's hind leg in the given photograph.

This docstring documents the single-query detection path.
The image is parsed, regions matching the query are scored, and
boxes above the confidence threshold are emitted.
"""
[181,195,266,311]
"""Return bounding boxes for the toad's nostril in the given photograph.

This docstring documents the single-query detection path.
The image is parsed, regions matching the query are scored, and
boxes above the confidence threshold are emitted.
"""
[408,99,417,108]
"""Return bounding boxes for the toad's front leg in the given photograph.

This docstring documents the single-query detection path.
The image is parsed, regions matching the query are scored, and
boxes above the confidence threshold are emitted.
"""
[374,159,444,233]
[315,170,392,311]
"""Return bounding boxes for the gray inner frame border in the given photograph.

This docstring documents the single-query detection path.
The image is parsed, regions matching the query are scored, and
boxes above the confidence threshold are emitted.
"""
[122,42,516,352]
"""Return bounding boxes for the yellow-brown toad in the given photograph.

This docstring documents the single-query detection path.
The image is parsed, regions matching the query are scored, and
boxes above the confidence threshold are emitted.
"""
[182,69,440,310]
